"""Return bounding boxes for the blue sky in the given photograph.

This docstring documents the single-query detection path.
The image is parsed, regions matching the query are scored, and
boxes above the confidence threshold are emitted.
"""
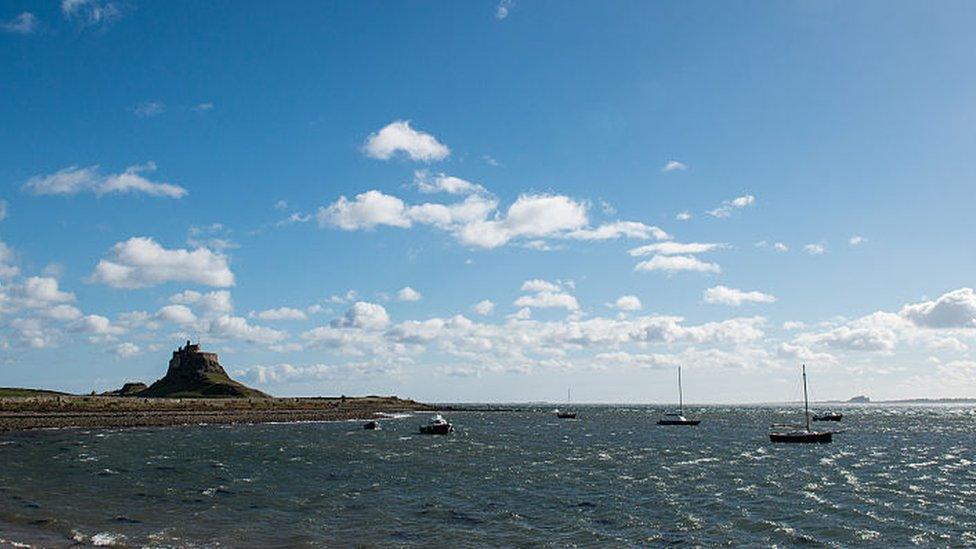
[1,0,975,402]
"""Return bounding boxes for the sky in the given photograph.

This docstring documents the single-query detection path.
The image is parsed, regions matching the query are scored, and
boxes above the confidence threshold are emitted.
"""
[1,0,975,403]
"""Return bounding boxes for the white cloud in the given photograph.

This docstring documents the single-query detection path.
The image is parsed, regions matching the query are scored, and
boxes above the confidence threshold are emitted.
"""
[661,160,687,172]
[18,277,75,307]
[61,0,119,27]
[703,285,776,306]
[1,12,36,34]
[70,314,123,336]
[208,315,286,344]
[634,255,721,274]
[319,188,658,250]
[773,242,789,252]
[901,288,976,329]
[514,291,580,311]
[251,307,307,321]
[24,163,187,198]
[362,120,450,162]
[396,287,422,302]
[495,0,513,19]
[113,342,140,358]
[333,302,390,330]
[794,312,906,352]
[156,304,197,325]
[169,290,233,316]
[628,241,722,257]
[44,304,83,321]
[804,243,826,255]
[567,221,669,242]
[676,211,691,221]
[414,170,485,195]
[91,237,234,289]
[849,235,867,246]
[521,279,561,293]
[472,299,495,316]
[133,101,165,118]
[707,194,755,218]
[457,194,587,248]
[614,295,642,311]
[193,102,214,112]
[317,190,411,230]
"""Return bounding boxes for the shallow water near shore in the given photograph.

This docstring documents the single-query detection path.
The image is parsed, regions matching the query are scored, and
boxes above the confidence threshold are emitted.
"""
[1,404,975,546]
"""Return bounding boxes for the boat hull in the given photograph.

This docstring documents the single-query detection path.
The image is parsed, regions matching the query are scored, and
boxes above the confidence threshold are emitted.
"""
[769,431,832,443]
[363,421,381,430]
[812,415,843,422]
[556,413,578,419]
[657,419,700,426]
[419,423,453,435]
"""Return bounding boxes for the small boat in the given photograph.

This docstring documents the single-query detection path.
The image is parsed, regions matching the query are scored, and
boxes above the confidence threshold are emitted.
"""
[812,411,843,422]
[554,389,578,419]
[363,420,381,430]
[657,365,700,426]
[770,365,832,444]
[419,414,453,435]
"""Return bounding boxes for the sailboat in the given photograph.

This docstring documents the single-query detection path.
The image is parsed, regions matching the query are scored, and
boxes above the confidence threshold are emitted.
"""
[554,388,578,419]
[657,365,700,425]
[769,364,832,443]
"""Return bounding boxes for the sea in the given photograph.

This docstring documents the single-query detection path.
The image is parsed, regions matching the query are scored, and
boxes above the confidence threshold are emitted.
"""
[1,405,974,547]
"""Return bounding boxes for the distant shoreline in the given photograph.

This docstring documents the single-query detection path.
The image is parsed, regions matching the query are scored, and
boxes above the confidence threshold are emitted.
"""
[0,395,437,432]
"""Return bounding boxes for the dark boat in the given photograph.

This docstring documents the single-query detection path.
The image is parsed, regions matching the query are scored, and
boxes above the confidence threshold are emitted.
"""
[770,365,832,444]
[657,365,700,426]
[554,388,578,419]
[363,420,381,430]
[812,412,843,422]
[419,414,453,435]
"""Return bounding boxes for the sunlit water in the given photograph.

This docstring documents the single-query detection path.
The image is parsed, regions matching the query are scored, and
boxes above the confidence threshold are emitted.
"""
[1,405,975,546]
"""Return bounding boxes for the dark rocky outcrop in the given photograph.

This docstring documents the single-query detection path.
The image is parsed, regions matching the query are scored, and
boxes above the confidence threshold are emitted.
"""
[140,342,269,398]
[847,395,871,403]
[101,382,149,396]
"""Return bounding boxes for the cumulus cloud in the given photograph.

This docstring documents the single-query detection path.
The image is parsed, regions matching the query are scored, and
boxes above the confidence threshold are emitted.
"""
[634,255,721,274]
[804,243,826,255]
[414,170,486,195]
[319,188,660,250]
[169,290,233,316]
[332,302,390,330]
[24,163,187,198]
[362,120,450,162]
[156,304,197,325]
[396,287,422,302]
[208,315,285,344]
[2,12,36,34]
[661,160,687,172]
[70,314,123,336]
[91,237,234,289]
[901,288,976,329]
[614,295,642,311]
[113,342,141,358]
[521,279,562,293]
[628,242,722,257]
[707,194,755,218]
[250,307,307,321]
[495,0,513,19]
[514,291,580,311]
[61,0,120,27]
[472,299,495,316]
[703,285,776,306]
[676,211,691,221]
[849,235,867,246]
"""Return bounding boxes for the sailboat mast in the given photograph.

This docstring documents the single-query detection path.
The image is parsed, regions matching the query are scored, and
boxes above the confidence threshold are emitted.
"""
[567,388,571,405]
[802,364,810,432]
[678,365,683,413]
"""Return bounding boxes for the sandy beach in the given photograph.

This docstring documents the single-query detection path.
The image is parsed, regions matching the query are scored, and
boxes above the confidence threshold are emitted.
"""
[0,395,436,431]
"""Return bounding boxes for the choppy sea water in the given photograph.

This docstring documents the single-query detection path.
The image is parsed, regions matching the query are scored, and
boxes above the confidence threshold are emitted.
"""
[1,405,975,547]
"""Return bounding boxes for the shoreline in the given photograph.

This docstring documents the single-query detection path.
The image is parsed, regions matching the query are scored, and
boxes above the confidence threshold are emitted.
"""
[0,395,437,432]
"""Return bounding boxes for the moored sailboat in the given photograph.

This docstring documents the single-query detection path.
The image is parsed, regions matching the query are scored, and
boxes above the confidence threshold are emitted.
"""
[554,389,578,419]
[770,365,832,443]
[657,365,700,426]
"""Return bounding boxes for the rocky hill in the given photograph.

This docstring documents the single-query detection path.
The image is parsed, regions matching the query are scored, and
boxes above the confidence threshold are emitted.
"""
[139,342,269,398]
